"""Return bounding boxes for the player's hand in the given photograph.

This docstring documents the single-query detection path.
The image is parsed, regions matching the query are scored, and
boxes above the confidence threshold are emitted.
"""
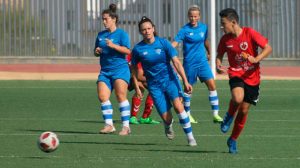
[184,82,193,94]
[94,47,102,57]
[136,88,143,99]
[241,52,249,60]
[207,54,211,61]
[247,55,258,64]
[216,65,226,74]
[105,39,116,49]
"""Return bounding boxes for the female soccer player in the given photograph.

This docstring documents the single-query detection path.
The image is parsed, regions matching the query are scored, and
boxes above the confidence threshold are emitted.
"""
[172,5,223,124]
[131,16,197,146]
[216,8,272,153]
[127,54,160,125]
[94,4,131,136]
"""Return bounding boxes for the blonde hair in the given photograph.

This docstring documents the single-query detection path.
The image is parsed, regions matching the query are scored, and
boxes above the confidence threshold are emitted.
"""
[188,5,201,15]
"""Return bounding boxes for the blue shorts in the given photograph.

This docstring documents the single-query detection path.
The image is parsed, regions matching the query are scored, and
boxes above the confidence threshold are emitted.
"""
[148,79,183,115]
[97,66,130,91]
[185,61,214,85]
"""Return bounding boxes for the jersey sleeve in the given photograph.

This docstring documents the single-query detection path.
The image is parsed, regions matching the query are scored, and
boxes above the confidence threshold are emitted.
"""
[249,28,268,48]
[204,25,208,41]
[120,31,131,49]
[131,47,139,66]
[217,36,227,55]
[94,33,99,49]
[174,28,185,42]
[162,38,178,59]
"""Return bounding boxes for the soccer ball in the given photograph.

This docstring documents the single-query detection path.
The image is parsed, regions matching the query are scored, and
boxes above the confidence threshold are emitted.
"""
[37,131,59,153]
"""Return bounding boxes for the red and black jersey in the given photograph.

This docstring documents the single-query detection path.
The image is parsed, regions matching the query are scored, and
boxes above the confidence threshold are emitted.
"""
[217,27,268,86]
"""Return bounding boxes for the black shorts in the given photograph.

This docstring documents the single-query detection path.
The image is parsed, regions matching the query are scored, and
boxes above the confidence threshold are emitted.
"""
[229,77,260,105]
[128,77,134,91]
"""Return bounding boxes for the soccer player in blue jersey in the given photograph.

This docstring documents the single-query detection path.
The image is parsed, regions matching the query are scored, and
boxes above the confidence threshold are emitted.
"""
[172,5,223,124]
[94,4,131,136]
[131,16,197,146]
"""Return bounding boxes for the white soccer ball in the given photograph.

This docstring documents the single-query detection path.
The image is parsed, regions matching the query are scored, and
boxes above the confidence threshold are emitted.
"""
[38,131,59,153]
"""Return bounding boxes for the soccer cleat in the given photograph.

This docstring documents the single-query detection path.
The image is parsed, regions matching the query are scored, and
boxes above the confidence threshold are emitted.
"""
[213,114,224,123]
[99,125,116,134]
[139,117,160,124]
[227,137,237,154]
[164,123,175,140]
[188,114,198,124]
[119,126,131,136]
[129,116,139,125]
[188,138,197,146]
[221,112,234,133]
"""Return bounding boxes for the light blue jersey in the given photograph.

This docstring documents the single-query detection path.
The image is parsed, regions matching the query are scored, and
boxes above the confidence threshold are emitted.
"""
[131,37,178,86]
[174,22,213,84]
[94,28,130,71]
[174,22,208,69]
[131,37,182,114]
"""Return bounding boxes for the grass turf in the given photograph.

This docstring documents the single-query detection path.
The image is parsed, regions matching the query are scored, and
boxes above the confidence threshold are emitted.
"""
[0,80,299,168]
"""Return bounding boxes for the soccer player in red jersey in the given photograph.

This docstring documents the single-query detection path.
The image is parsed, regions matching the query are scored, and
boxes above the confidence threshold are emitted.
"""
[127,54,160,124]
[216,8,272,154]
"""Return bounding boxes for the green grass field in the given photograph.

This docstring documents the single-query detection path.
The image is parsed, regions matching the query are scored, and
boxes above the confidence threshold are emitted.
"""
[0,80,299,168]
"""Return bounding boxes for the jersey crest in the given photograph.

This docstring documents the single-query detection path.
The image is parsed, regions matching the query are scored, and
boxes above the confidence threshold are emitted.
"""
[240,42,248,50]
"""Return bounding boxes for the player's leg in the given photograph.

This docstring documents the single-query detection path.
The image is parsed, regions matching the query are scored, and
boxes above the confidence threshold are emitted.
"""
[97,80,115,134]
[183,68,197,123]
[148,86,174,139]
[204,79,223,123]
[140,93,160,124]
[227,83,259,154]
[173,97,197,146]
[169,80,196,146]
[129,81,145,124]
[221,77,244,133]
[227,102,250,154]
[114,79,131,135]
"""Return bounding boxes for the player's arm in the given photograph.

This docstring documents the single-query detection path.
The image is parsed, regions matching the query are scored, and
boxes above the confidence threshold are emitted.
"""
[171,57,192,94]
[216,53,226,74]
[247,44,272,64]
[131,65,143,98]
[136,67,146,82]
[105,39,131,55]
[204,39,211,61]
[171,41,179,48]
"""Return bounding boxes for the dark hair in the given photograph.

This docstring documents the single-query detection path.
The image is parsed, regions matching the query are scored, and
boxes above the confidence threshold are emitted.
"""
[138,16,157,36]
[219,8,239,23]
[102,4,118,23]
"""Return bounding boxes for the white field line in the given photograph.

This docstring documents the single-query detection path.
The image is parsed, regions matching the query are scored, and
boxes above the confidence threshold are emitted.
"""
[0,133,299,138]
[0,86,300,91]
[0,117,299,122]
[0,155,299,160]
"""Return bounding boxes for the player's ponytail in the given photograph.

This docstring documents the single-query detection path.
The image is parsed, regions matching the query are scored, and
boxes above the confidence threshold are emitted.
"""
[102,3,119,24]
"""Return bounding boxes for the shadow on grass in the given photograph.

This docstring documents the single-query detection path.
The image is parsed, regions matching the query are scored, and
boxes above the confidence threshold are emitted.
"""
[115,148,220,154]
[25,129,97,135]
[60,141,157,146]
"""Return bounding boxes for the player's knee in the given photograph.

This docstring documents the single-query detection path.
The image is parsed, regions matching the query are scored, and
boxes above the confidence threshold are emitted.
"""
[232,97,243,105]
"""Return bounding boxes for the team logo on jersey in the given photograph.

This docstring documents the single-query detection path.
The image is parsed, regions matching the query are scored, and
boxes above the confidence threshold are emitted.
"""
[189,32,194,36]
[143,51,148,55]
[240,42,248,50]
[98,38,103,41]
[200,32,205,38]
[155,49,161,54]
